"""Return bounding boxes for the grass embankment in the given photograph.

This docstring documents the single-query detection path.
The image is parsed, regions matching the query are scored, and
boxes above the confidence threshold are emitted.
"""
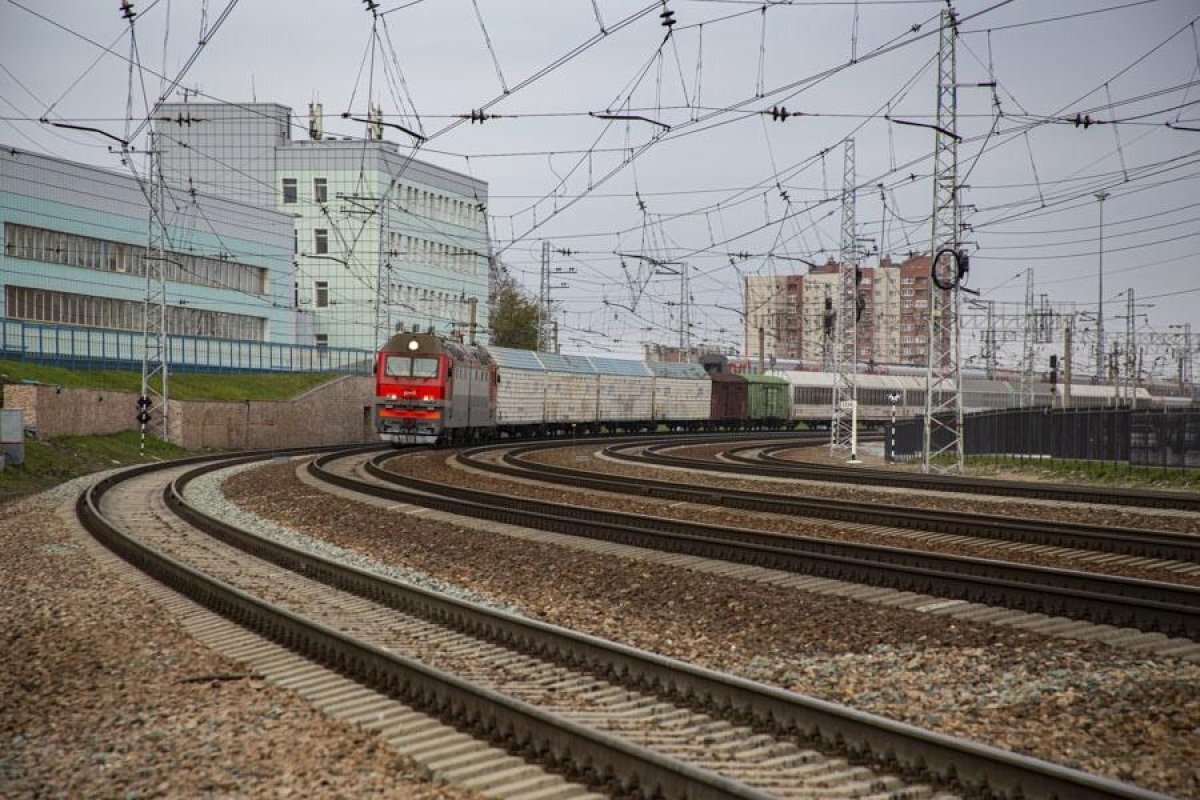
[0,359,336,401]
[0,361,343,504]
[963,454,1200,491]
[0,431,190,505]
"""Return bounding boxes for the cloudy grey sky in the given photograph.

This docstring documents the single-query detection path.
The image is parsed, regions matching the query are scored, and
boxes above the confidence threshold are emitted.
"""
[3,0,1199,370]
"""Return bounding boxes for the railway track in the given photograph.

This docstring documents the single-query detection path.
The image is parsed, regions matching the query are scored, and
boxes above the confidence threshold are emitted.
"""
[487,442,1200,565]
[74,449,1175,799]
[603,440,1200,512]
[346,445,1200,638]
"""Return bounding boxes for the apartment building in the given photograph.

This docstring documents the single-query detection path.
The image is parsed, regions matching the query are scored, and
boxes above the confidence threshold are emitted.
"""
[744,254,940,368]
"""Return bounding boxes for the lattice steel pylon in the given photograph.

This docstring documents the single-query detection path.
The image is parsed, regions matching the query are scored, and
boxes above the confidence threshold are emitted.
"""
[1019,269,1035,407]
[139,133,170,448]
[922,5,963,473]
[538,240,552,352]
[830,138,859,460]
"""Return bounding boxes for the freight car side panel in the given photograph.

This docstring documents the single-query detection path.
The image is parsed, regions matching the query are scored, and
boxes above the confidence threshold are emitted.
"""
[745,374,790,421]
[650,377,711,420]
[709,372,747,422]
[494,368,546,424]
[649,362,712,421]
[597,375,654,421]
[544,373,599,423]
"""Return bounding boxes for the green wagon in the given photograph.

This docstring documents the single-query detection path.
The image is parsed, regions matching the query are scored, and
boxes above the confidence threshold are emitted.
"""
[744,373,791,429]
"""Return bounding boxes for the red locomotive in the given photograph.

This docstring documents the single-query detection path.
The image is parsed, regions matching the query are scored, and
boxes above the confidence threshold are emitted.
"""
[374,332,497,445]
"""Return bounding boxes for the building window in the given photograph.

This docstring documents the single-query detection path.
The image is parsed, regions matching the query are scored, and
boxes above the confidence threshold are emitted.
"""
[315,333,328,348]
[313,177,327,204]
[282,177,297,204]
[314,229,328,254]
[315,280,329,308]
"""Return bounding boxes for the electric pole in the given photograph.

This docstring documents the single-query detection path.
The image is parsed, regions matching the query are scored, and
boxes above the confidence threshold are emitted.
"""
[831,138,859,460]
[1095,191,1109,379]
[538,240,552,352]
[1125,289,1137,409]
[139,130,170,449]
[922,5,964,473]
[1020,269,1035,407]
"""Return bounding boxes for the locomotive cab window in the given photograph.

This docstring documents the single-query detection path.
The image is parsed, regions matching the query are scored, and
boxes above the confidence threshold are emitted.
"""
[385,356,440,378]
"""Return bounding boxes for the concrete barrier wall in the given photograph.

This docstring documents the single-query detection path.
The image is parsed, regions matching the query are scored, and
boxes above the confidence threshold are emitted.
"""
[2,376,375,449]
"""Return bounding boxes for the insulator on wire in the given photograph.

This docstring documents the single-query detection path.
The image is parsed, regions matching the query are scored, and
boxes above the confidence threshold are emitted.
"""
[120,0,136,20]
[362,0,379,11]
[769,106,791,121]
[467,109,492,124]
[1072,113,1094,129]
[660,3,675,28]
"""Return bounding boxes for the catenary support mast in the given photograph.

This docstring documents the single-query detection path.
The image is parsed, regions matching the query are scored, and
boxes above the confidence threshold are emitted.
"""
[831,138,858,458]
[922,5,963,473]
[139,132,170,449]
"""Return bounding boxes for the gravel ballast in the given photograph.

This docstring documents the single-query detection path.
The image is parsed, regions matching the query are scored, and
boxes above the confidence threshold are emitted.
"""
[0,480,478,800]
[222,459,1200,798]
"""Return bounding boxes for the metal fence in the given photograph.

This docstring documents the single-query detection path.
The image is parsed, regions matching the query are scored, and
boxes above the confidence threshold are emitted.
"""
[0,318,373,374]
[888,406,1200,469]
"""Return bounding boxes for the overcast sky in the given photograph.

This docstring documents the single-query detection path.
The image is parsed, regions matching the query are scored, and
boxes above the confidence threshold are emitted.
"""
[3,0,1199,370]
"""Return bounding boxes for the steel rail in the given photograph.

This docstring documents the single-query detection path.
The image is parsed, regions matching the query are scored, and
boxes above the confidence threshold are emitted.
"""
[478,443,1200,564]
[298,450,1172,800]
[76,452,781,800]
[354,450,1200,638]
[619,440,1200,512]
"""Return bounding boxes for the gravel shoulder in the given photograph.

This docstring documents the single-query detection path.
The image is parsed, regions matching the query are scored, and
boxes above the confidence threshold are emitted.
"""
[0,479,478,800]
[224,459,1200,798]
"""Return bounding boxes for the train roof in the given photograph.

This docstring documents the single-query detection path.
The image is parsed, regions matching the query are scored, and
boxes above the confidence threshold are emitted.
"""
[485,345,655,377]
[742,373,788,385]
[649,362,709,379]
[380,332,491,363]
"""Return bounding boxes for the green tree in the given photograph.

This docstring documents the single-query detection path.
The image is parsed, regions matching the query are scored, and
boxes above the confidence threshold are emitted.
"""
[489,278,540,349]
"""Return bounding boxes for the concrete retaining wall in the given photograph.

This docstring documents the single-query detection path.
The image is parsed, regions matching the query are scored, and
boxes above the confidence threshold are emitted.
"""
[2,376,375,450]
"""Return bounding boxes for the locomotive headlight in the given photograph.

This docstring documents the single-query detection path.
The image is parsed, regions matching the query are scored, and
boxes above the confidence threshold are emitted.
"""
[407,339,419,351]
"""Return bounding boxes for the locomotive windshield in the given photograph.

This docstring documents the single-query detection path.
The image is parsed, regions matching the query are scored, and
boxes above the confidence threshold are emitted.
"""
[385,356,440,378]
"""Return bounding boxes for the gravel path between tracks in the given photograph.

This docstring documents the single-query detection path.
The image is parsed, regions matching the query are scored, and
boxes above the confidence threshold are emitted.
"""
[419,449,1200,588]
[223,460,1200,798]
[0,480,480,800]
[647,442,1200,534]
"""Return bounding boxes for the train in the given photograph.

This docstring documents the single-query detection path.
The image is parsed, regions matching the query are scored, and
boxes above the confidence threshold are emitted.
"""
[373,332,1196,445]
[373,332,788,445]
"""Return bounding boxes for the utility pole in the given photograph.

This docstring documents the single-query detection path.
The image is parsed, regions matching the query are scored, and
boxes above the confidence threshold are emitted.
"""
[1063,316,1073,409]
[139,130,170,449]
[922,5,964,473]
[984,299,996,378]
[1020,269,1035,407]
[1170,323,1192,387]
[538,240,552,352]
[376,179,395,346]
[678,261,691,356]
[1095,191,1109,378]
[831,138,859,460]
[1125,289,1137,409]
